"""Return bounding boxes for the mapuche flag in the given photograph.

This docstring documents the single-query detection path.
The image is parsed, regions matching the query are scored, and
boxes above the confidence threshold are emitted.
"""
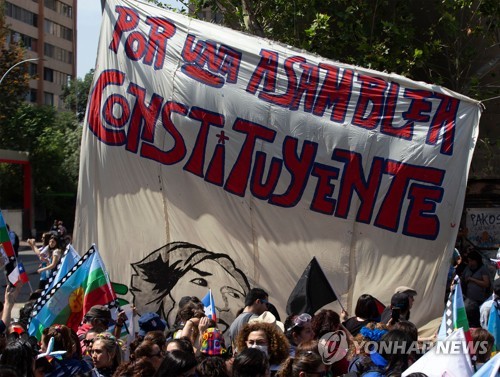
[0,210,20,285]
[28,244,117,339]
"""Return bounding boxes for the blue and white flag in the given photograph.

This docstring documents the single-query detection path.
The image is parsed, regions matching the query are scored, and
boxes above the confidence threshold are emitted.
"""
[201,289,217,322]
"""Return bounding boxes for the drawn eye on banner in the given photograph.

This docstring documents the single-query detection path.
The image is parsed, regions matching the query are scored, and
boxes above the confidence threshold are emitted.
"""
[130,242,251,333]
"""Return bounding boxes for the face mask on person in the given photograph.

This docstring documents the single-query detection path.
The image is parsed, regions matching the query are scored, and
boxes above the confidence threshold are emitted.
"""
[250,344,268,355]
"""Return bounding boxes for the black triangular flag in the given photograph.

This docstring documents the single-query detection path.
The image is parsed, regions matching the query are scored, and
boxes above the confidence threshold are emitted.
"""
[286,257,337,315]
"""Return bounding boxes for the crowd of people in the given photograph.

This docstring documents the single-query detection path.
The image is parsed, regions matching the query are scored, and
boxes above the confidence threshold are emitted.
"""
[0,227,498,377]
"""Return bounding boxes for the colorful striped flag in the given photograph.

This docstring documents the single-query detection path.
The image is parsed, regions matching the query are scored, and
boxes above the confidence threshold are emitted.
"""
[438,275,472,347]
[28,244,117,339]
[0,210,20,285]
[201,289,217,323]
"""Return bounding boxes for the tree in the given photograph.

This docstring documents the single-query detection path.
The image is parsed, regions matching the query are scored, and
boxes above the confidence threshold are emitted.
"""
[60,69,95,122]
[0,5,31,131]
[183,0,499,99]
[0,103,82,229]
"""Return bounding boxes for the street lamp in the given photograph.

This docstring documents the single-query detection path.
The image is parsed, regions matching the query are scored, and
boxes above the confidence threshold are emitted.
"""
[0,57,41,86]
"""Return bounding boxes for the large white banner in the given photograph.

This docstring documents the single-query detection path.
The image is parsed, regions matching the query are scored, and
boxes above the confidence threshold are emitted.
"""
[75,0,482,331]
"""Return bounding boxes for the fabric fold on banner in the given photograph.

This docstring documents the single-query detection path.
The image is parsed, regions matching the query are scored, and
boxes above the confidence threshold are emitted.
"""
[286,257,337,315]
[28,244,117,339]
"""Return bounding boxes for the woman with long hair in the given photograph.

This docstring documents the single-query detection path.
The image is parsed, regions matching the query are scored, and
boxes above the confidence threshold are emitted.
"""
[40,324,92,376]
[90,332,122,377]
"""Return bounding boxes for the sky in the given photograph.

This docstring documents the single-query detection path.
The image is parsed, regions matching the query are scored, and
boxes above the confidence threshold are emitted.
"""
[77,0,183,78]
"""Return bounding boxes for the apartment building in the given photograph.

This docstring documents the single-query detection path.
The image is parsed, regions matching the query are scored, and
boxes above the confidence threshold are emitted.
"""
[4,0,76,109]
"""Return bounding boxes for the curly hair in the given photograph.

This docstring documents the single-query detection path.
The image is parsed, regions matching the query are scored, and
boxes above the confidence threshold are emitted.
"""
[311,309,340,339]
[235,322,289,365]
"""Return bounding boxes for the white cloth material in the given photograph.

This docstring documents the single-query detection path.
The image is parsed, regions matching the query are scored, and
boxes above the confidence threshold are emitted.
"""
[75,0,482,328]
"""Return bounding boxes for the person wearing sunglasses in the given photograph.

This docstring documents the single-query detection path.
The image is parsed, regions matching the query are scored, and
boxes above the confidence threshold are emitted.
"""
[276,349,328,377]
[284,313,314,356]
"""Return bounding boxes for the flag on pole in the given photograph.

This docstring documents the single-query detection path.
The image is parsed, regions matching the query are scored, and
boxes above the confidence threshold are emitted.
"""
[472,351,500,377]
[28,244,117,339]
[44,244,80,293]
[487,300,500,352]
[202,289,217,322]
[0,210,20,285]
[286,257,337,315]
[403,328,473,377]
[17,261,30,284]
[438,275,472,348]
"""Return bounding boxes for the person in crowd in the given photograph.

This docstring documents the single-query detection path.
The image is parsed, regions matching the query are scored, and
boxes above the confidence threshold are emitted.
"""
[229,288,270,348]
[77,305,115,350]
[198,327,228,358]
[180,314,212,352]
[28,233,61,290]
[347,322,389,374]
[284,313,314,356]
[471,328,494,371]
[113,356,156,377]
[131,340,165,371]
[165,337,195,355]
[154,350,197,377]
[235,322,289,375]
[90,332,122,377]
[311,309,351,375]
[138,312,167,339]
[172,300,206,344]
[276,348,328,377]
[342,294,381,336]
[169,296,203,338]
[40,324,92,376]
[232,348,270,377]
[144,330,168,352]
[394,286,418,316]
[480,278,500,329]
[355,329,412,376]
[0,284,23,355]
[461,249,491,306]
[57,221,67,238]
[380,293,411,325]
[196,356,230,377]
[0,338,36,377]
[81,329,99,357]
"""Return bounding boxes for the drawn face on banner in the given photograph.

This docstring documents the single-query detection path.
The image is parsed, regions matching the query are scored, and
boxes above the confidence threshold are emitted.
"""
[130,242,251,333]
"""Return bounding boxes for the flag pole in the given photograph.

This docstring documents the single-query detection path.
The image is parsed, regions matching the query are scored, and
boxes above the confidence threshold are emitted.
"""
[315,257,346,312]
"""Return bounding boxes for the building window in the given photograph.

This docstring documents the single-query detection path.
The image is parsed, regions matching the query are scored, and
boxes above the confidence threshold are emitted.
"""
[28,89,37,103]
[44,92,54,106]
[44,0,56,11]
[28,63,38,77]
[44,19,73,41]
[44,43,73,64]
[6,2,38,27]
[44,67,54,82]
